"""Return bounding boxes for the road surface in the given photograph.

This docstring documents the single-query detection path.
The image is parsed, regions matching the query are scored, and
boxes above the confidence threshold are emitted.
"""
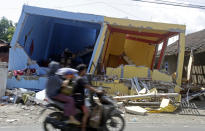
[1,123,205,131]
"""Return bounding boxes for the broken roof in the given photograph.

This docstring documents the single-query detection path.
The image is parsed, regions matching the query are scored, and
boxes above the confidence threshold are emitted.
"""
[0,39,8,44]
[165,29,205,56]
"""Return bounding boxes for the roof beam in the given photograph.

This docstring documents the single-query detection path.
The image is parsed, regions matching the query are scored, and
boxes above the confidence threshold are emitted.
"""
[126,35,157,44]
[156,32,179,44]
[108,26,165,38]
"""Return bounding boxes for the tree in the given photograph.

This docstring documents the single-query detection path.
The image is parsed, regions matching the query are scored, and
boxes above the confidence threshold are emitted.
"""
[0,17,16,42]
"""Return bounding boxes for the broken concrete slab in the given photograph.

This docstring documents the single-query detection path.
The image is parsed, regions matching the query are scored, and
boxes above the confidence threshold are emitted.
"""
[160,98,170,108]
[125,106,147,115]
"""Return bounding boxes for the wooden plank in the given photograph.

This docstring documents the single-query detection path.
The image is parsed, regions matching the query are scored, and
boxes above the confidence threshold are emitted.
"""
[113,93,179,100]
[128,101,160,106]
[187,49,193,81]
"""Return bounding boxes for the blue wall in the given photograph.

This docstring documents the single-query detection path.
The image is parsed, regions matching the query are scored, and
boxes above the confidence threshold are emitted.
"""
[7,76,48,91]
[17,14,100,64]
[49,23,98,58]
[9,47,30,70]
[18,14,53,62]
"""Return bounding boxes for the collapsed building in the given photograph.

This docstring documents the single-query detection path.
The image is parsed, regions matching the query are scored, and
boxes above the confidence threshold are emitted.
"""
[7,5,185,97]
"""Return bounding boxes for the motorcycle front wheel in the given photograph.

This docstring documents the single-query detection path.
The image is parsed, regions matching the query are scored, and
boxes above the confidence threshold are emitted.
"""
[104,114,125,131]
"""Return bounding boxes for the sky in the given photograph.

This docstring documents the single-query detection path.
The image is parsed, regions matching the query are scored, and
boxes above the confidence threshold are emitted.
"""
[1,0,205,34]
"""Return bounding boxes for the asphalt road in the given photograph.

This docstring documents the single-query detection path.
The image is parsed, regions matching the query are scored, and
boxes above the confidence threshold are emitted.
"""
[1,123,205,131]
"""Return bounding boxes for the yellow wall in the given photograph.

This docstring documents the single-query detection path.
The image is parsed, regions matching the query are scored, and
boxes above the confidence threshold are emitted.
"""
[123,65,149,78]
[108,32,125,55]
[124,38,155,68]
[104,32,126,67]
[106,65,149,78]
[103,32,155,68]
[106,66,122,78]
[92,81,129,95]
[152,70,173,82]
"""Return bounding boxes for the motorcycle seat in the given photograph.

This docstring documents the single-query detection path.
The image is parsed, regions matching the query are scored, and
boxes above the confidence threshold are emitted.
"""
[47,97,64,110]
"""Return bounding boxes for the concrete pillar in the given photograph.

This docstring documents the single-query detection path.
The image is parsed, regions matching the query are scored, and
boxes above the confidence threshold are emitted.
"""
[0,62,8,98]
[176,33,185,86]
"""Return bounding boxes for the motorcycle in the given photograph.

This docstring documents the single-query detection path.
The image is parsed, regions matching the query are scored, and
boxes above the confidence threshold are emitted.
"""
[41,89,125,131]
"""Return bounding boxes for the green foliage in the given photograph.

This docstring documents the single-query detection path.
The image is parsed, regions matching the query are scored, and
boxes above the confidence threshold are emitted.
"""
[0,17,16,42]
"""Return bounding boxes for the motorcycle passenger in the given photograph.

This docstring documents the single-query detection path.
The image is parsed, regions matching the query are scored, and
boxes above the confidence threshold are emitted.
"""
[73,64,102,131]
[46,61,80,125]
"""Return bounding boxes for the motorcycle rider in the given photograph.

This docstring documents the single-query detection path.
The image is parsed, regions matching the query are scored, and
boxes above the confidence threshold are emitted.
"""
[46,61,80,125]
[73,64,102,131]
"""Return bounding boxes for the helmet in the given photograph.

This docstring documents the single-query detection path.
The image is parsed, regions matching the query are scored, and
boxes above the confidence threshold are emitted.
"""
[55,68,78,76]
[48,61,60,75]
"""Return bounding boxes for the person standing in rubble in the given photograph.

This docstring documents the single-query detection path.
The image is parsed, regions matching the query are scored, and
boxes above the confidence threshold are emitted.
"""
[46,61,80,125]
[72,64,102,131]
[61,48,73,66]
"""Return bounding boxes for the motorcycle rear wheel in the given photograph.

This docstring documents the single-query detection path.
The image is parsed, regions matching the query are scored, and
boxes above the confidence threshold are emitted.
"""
[43,112,64,131]
[104,114,125,131]
[44,121,62,131]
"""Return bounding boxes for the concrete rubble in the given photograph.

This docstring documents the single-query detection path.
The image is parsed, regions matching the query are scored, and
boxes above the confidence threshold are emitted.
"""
[91,70,205,116]
[0,88,47,106]
[125,106,147,115]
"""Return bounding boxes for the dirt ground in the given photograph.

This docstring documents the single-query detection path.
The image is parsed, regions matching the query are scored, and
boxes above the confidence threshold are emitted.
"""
[0,100,205,127]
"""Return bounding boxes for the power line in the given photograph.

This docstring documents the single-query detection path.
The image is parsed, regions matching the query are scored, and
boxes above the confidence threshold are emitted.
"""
[55,1,139,19]
[102,3,139,19]
[55,2,102,8]
[55,0,205,10]
[157,0,205,6]
[132,0,205,9]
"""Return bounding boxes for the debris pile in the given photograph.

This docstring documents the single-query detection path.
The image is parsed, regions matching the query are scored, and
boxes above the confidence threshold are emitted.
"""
[181,85,205,102]
[0,88,47,106]
[1,74,204,117]
[91,74,180,115]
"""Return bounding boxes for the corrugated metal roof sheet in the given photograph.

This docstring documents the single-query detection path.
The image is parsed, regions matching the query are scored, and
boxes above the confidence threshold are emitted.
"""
[165,29,205,56]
